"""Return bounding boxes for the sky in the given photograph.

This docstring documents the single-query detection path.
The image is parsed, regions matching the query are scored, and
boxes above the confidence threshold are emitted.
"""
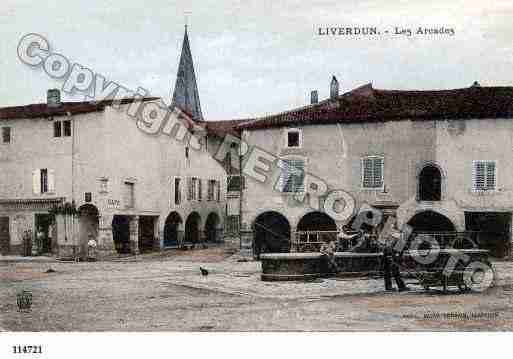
[1,0,513,120]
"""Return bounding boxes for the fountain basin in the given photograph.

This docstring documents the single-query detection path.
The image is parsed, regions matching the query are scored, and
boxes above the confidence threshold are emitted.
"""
[260,249,490,281]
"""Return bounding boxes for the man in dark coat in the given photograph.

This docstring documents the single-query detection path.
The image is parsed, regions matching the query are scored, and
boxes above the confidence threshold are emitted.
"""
[381,216,409,292]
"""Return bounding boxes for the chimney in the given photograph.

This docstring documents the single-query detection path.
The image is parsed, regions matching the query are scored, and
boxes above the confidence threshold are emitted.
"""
[47,89,61,107]
[330,76,339,99]
[310,90,318,104]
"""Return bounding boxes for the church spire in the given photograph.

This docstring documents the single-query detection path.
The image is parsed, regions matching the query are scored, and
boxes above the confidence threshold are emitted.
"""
[171,26,203,120]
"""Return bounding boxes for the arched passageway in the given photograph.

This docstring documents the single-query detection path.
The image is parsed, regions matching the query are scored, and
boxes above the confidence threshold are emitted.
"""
[254,211,290,256]
[407,211,455,232]
[296,211,338,251]
[205,212,221,243]
[138,216,157,253]
[78,204,99,258]
[184,212,201,244]
[164,212,182,247]
[407,211,456,249]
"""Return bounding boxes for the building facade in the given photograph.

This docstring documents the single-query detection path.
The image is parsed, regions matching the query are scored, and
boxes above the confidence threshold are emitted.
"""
[236,81,513,258]
[0,29,228,258]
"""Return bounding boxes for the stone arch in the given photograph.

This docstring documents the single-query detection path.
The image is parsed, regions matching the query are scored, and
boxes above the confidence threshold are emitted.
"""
[418,163,443,201]
[253,211,291,256]
[297,211,337,232]
[204,212,221,242]
[164,211,183,247]
[78,204,99,258]
[407,210,455,232]
[184,212,202,244]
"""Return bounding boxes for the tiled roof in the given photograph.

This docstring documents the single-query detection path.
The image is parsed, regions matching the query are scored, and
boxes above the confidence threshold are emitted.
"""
[0,97,160,120]
[237,84,513,130]
[204,119,251,137]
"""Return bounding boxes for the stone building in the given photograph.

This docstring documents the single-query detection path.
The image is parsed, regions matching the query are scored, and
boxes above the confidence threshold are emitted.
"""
[0,28,227,258]
[234,80,513,259]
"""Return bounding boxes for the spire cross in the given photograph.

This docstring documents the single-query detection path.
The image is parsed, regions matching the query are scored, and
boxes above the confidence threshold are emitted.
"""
[184,11,192,29]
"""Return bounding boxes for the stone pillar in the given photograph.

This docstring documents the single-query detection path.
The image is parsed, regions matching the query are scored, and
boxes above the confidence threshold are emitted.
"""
[56,213,80,259]
[290,230,297,252]
[97,214,116,258]
[240,230,253,258]
[154,218,162,251]
[177,230,184,248]
[129,215,139,255]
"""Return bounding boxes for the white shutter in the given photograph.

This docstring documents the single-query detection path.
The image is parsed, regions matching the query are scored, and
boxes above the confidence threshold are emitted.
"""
[486,162,496,190]
[48,169,55,193]
[32,169,41,194]
[474,161,487,190]
[362,158,373,188]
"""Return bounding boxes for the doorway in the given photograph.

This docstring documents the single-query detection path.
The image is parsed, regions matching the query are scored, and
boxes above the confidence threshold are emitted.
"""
[465,212,511,258]
[0,217,9,255]
[35,213,54,254]
[112,215,131,254]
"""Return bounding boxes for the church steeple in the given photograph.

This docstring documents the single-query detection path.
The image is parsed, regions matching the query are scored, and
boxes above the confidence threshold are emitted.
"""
[171,26,203,120]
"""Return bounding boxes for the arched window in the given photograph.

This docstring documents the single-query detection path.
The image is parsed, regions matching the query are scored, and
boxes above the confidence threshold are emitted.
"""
[418,165,442,201]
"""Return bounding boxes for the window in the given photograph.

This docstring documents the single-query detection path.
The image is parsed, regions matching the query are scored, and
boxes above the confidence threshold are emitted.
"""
[54,121,62,137]
[188,177,198,201]
[473,161,496,191]
[285,128,302,148]
[53,120,71,137]
[174,178,181,205]
[40,169,48,193]
[33,169,54,194]
[198,179,203,201]
[123,182,135,208]
[227,175,244,192]
[99,178,109,193]
[207,180,215,201]
[2,127,11,143]
[278,159,305,193]
[187,178,193,200]
[185,146,189,159]
[362,156,384,189]
[216,180,221,202]
[63,120,71,136]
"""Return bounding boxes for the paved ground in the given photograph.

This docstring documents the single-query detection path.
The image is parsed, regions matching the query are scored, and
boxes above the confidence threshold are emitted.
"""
[1,247,513,331]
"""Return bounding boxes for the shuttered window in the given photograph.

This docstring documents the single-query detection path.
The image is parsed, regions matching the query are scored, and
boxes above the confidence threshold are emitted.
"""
[174,178,181,205]
[473,161,496,191]
[2,127,11,143]
[188,177,198,201]
[362,156,384,189]
[187,177,193,200]
[33,169,54,194]
[123,182,135,208]
[278,159,305,193]
[207,180,215,201]
[227,175,244,191]
[40,169,48,193]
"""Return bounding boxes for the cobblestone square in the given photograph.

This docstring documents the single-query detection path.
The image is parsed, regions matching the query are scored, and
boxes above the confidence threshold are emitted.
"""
[1,248,512,331]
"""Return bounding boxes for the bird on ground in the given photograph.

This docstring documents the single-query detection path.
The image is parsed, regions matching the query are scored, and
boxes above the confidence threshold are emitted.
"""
[200,267,209,276]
